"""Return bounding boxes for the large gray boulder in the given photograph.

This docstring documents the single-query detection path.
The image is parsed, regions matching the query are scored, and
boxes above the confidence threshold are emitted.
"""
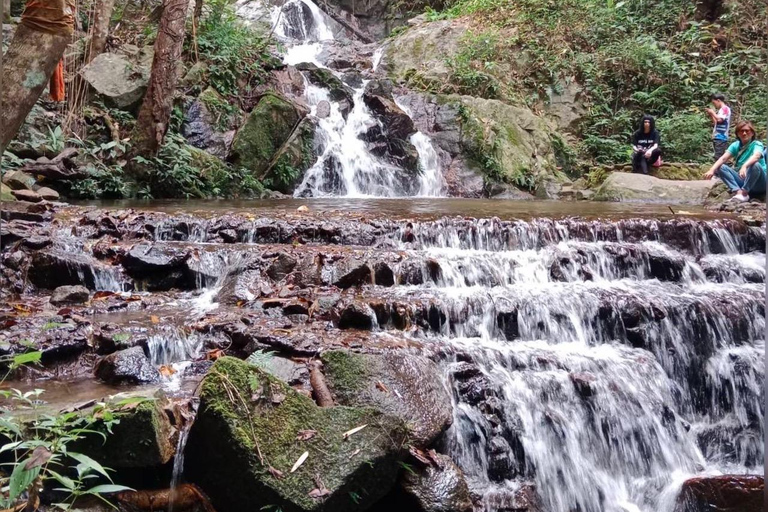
[185,357,408,512]
[595,172,718,204]
[322,351,453,447]
[80,53,150,111]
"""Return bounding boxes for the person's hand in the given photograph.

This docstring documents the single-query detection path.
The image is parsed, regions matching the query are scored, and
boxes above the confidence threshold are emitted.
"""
[704,168,716,179]
[644,150,652,159]
[739,166,747,179]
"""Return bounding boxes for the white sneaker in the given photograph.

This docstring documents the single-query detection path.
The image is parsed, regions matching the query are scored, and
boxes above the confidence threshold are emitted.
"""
[731,193,749,202]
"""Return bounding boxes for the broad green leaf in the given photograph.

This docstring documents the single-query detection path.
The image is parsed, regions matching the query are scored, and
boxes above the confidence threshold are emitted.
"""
[68,452,112,481]
[9,460,40,501]
[12,351,42,367]
[85,484,134,494]
[48,469,77,491]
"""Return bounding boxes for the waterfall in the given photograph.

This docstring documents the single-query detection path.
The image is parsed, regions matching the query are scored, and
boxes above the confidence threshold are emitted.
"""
[238,0,445,198]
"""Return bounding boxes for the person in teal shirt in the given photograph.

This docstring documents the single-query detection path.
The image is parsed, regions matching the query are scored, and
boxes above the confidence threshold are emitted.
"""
[704,120,766,202]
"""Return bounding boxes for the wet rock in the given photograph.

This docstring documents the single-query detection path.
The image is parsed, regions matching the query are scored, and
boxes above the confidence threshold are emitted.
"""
[363,81,416,141]
[316,100,331,118]
[674,475,763,512]
[322,351,453,447]
[36,187,60,201]
[338,302,377,330]
[50,285,90,305]
[121,243,190,289]
[569,371,597,398]
[402,453,472,512]
[185,357,407,512]
[29,250,111,290]
[94,346,161,384]
[296,63,355,118]
[11,189,42,202]
[487,436,514,482]
[181,87,237,159]
[268,65,306,98]
[266,252,298,281]
[216,269,263,304]
[75,398,176,468]
[334,261,373,288]
[231,92,306,178]
[80,52,149,111]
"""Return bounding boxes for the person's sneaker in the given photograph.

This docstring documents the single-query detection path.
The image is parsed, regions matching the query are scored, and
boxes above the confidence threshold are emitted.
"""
[731,193,749,202]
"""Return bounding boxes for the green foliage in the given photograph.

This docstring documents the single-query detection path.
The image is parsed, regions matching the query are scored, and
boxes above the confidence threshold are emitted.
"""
[195,0,272,100]
[0,355,132,509]
[422,0,767,164]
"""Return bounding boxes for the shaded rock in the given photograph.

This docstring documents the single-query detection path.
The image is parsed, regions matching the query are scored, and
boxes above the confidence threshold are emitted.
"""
[297,63,355,118]
[94,346,161,384]
[7,104,62,158]
[595,172,717,204]
[11,189,42,202]
[80,52,149,111]
[266,252,298,281]
[261,117,318,194]
[217,269,263,304]
[363,81,416,140]
[36,187,60,201]
[569,371,597,398]
[338,302,377,330]
[402,453,472,512]
[185,357,408,512]
[2,169,37,190]
[121,243,189,289]
[322,351,452,447]
[29,250,114,290]
[231,93,305,177]
[75,399,175,468]
[674,475,763,512]
[181,87,237,159]
[268,65,306,98]
[50,285,90,305]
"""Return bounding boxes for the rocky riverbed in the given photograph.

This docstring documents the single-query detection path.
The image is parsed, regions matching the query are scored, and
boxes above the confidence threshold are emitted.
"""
[0,199,765,512]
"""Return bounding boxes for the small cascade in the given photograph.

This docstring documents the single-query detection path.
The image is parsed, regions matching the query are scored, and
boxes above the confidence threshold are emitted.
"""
[239,0,446,198]
[169,418,194,512]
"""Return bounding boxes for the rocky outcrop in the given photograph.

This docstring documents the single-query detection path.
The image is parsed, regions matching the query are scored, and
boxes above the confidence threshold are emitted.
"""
[297,63,355,118]
[595,172,718,204]
[80,52,151,111]
[321,351,452,447]
[674,475,763,512]
[185,357,408,512]
[401,453,473,512]
[181,87,237,159]
[231,93,306,179]
[94,346,161,384]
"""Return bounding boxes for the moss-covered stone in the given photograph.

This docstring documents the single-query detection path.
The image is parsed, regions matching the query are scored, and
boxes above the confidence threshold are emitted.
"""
[262,117,317,194]
[322,351,452,447]
[1,183,17,202]
[75,399,174,468]
[231,93,303,176]
[185,357,408,512]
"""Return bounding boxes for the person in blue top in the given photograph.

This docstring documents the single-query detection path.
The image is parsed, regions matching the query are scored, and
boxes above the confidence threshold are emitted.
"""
[704,120,766,202]
[704,93,731,160]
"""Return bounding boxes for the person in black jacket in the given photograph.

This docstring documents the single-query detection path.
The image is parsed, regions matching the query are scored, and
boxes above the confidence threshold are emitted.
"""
[631,115,661,174]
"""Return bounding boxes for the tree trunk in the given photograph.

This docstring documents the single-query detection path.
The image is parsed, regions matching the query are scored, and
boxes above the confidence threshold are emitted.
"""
[129,0,187,170]
[87,0,116,62]
[0,24,70,155]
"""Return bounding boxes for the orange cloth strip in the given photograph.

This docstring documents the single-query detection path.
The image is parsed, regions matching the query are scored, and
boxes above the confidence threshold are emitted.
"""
[21,0,76,36]
[49,59,65,102]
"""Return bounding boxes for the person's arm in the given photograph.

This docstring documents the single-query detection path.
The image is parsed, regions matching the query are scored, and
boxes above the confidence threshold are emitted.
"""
[738,148,763,179]
[705,108,717,123]
[644,132,660,157]
[704,150,732,179]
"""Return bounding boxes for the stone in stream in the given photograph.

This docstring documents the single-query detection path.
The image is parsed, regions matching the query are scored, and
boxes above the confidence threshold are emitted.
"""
[36,187,60,201]
[2,169,37,190]
[673,475,763,512]
[316,100,331,119]
[338,302,378,330]
[401,453,473,512]
[11,189,42,202]
[185,357,408,512]
[321,351,452,447]
[50,285,90,305]
[29,250,108,289]
[94,346,161,384]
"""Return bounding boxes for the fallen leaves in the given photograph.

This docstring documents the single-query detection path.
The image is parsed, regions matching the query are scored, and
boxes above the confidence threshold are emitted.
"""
[342,424,367,440]
[206,348,225,360]
[159,365,177,378]
[268,466,285,479]
[291,451,309,473]
[150,315,160,324]
[375,381,389,393]
[24,446,52,470]
[308,475,329,499]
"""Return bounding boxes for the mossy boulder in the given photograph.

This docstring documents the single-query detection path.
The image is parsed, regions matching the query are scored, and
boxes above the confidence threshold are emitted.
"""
[451,95,559,190]
[231,93,305,177]
[75,399,175,468]
[321,351,452,447]
[594,172,718,204]
[185,357,408,512]
[0,183,16,202]
[262,117,318,194]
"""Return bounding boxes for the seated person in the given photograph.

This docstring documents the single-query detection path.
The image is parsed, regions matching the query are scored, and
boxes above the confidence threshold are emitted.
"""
[631,115,661,174]
[704,120,766,202]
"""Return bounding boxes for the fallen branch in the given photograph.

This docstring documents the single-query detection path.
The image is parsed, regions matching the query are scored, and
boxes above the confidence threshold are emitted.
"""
[309,361,334,407]
[315,2,373,44]
[19,148,84,180]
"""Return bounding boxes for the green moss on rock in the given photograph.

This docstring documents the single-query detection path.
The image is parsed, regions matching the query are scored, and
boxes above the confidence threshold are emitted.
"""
[231,93,302,177]
[185,357,408,512]
[262,117,317,194]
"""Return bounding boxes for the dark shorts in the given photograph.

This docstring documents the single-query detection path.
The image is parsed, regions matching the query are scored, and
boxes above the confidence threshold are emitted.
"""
[713,139,729,160]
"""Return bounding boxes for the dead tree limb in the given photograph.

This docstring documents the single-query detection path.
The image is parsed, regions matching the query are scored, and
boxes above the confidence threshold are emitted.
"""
[315,2,373,44]
[309,361,335,407]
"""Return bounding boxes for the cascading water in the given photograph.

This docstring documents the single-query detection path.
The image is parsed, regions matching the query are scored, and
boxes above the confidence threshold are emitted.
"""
[238,0,445,197]
[385,220,765,512]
